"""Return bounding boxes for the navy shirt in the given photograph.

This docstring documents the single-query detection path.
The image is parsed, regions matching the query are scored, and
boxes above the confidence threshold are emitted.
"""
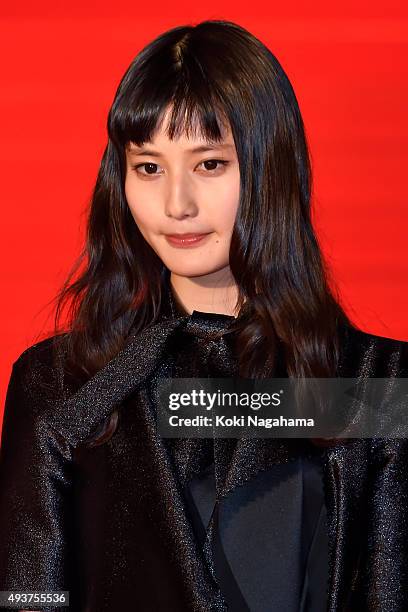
[184,453,329,611]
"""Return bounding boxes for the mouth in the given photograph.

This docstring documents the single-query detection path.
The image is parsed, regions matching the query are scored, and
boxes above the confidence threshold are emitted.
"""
[164,232,212,248]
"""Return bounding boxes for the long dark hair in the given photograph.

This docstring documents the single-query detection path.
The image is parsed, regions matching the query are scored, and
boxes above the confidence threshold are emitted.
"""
[38,20,357,444]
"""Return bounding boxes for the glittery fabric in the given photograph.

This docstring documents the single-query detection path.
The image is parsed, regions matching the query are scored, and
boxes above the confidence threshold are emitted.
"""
[153,300,326,610]
[0,289,408,611]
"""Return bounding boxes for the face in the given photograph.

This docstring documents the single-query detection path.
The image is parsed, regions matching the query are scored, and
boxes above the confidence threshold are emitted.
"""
[124,107,240,279]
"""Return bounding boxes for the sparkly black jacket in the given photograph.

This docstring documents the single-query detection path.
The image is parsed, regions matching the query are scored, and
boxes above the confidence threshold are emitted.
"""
[0,314,407,612]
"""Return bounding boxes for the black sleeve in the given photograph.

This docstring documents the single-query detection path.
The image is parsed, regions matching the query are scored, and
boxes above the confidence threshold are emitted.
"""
[0,357,75,612]
[358,339,408,608]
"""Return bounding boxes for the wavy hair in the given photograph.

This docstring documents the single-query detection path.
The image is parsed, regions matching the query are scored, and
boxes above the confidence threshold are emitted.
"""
[40,19,357,445]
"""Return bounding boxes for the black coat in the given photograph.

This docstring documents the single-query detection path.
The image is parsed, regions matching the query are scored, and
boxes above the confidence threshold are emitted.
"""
[0,313,408,612]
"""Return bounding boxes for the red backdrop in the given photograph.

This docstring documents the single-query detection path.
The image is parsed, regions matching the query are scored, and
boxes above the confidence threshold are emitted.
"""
[1,1,407,435]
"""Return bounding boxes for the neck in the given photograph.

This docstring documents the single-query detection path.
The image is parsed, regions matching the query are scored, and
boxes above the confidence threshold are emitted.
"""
[169,267,240,317]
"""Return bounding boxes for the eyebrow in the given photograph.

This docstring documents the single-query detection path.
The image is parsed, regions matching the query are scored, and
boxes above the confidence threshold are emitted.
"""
[126,143,235,157]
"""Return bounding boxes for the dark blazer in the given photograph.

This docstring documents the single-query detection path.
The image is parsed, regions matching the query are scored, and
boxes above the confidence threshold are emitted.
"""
[0,316,407,612]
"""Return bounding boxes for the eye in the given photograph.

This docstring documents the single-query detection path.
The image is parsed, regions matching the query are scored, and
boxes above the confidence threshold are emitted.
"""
[132,162,162,176]
[197,159,229,173]
[131,158,229,177]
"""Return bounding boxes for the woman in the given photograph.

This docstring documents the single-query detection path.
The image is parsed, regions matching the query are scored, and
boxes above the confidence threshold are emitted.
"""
[1,19,407,612]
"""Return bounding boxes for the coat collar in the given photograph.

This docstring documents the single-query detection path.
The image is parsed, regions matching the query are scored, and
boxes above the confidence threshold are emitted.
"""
[41,307,241,449]
[42,315,190,447]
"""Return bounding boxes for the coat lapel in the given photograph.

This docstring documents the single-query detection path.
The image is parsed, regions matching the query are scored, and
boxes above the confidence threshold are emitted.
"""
[42,316,190,447]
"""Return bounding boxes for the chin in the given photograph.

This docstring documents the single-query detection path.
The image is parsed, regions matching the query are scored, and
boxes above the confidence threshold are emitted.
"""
[165,265,219,278]
[163,259,228,279]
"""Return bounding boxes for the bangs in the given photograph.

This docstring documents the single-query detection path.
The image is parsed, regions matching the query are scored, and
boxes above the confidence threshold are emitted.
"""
[109,62,231,149]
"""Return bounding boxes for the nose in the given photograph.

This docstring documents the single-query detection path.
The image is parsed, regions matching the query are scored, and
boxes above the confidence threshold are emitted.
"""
[164,173,198,219]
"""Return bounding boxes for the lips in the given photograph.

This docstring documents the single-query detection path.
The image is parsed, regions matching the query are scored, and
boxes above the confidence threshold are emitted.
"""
[164,232,212,248]
[166,233,209,239]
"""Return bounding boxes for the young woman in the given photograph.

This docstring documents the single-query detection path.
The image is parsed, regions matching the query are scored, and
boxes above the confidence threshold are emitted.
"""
[1,19,407,612]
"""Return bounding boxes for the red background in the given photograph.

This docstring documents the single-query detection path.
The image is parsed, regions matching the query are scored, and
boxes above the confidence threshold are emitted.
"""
[1,2,407,434]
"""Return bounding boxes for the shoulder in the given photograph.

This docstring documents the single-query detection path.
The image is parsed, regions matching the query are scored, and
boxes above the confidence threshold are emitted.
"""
[10,333,70,405]
[13,333,66,367]
[338,321,408,377]
[1,336,75,490]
